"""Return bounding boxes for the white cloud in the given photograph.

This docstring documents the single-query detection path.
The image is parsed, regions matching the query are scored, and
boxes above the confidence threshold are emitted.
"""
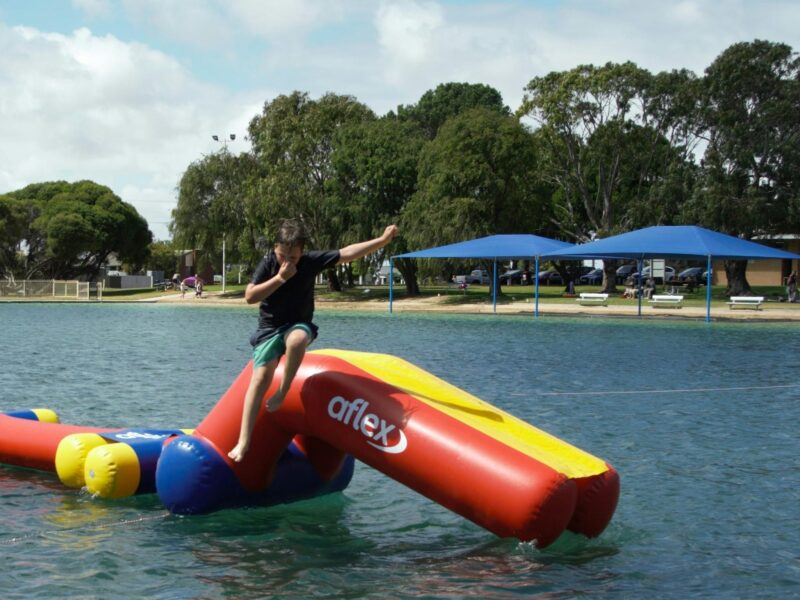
[3,0,800,240]
[376,0,443,65]
[369,0,800,114]
[0,23,256,240]
[122,0,233,49]
[226,0,342,38]
[71,0,112,19]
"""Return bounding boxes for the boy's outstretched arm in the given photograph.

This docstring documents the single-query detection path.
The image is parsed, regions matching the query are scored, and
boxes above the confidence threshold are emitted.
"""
[337,225,398,264]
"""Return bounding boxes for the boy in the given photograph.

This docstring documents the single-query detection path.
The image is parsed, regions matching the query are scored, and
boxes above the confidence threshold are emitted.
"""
[228,219,398,462]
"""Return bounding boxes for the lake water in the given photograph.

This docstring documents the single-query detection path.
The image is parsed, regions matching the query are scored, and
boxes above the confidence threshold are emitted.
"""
[1,303,798,599]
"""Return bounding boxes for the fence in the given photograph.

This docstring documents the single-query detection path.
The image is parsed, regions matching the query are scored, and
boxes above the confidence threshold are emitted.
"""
[0,280,91,300]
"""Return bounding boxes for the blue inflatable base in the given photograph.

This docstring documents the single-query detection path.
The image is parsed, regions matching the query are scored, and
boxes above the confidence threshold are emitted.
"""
[156,435,355,514]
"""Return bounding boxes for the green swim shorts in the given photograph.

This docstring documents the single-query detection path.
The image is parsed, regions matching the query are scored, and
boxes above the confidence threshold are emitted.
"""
[252,323,314,368]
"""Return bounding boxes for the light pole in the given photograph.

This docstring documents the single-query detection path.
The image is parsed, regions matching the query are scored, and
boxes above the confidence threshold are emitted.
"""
[211,134,237,293]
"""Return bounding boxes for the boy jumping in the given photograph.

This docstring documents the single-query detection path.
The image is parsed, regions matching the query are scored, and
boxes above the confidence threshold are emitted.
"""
[228,219,398,462]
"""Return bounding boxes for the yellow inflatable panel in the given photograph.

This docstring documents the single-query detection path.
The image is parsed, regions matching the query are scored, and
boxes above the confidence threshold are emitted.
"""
[314,349,608,478]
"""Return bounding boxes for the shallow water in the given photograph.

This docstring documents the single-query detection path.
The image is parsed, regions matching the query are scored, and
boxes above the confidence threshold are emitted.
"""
[1,303,799,599]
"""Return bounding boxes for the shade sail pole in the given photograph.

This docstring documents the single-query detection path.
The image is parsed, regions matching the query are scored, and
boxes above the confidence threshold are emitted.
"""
[637,258,643,317]
[389,258,394,314]
[706,255,712,322]
[534,256,540,318]
[492,260,497,314]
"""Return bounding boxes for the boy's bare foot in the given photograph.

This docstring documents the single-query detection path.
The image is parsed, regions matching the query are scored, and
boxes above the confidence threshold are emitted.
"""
[266,391,286,412]
[228,442,248,462]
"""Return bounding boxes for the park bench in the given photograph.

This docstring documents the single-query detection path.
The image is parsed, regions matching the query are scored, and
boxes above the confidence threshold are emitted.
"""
[577,293,609,306]
[727,296,764,310]
[648,294,684,308]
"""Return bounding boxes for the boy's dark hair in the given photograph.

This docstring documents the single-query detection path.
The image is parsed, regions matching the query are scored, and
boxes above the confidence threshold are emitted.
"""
[275,219,307,248]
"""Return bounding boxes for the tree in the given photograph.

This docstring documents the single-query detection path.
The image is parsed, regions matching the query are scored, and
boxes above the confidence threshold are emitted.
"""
[682,40,800,295]
[172,150,263,274]
[248,91,375,290]
[0,195,28,280]
[330,116,426,293]
[397,82,510,139]
[146,240,180,275]
[519,62,701,291]
[5,181,152,280]
[402,108,545,293]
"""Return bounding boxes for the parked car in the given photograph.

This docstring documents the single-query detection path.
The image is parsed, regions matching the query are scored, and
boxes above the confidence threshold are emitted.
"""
[499,269,532,285]
[677,266,707,284]
[537,269,563,285]
[615,264,638,283]
[459,269,490,285]
[631,266,677,284]
[579,268,604,285]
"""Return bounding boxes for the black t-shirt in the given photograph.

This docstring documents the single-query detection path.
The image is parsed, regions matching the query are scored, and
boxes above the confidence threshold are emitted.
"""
[249,249,340,346]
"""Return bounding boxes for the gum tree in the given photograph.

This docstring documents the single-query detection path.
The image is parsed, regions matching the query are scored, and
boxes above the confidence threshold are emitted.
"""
[682,40,800,295]
[330,116,426,293]
[519,62,701,292]
[401,108,546,293]
[248,92,375,290]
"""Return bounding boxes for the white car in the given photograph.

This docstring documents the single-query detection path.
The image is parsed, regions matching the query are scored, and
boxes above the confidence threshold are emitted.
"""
[634,266,676,284]
[463,269,491,285]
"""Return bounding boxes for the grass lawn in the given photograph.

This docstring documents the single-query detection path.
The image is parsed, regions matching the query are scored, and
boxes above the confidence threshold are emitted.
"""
[6,282,796,311]
[315,282,794,308]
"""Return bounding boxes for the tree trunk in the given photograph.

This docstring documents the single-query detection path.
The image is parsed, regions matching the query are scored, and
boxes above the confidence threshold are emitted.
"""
[724,260,752,296]
[326,267,341,292]
[600,260,620,294]
[395,258,419,296]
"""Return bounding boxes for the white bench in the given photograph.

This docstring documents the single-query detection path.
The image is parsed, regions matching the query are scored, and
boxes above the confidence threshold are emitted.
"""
[577,293,609,306]
[649,294,684,308]
[727,296,764,310]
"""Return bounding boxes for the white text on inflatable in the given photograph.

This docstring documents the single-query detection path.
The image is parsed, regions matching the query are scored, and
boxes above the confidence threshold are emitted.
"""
[115,432,170,440]
[327,396,407,454]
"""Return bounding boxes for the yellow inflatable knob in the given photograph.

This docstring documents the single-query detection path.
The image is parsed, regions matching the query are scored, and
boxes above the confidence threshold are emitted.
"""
[55,433,108,488]
[84,443,141,498]
[32,408,60,423]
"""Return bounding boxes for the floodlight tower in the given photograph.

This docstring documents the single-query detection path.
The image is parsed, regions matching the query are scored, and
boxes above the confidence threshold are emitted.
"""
[211,134,238,293]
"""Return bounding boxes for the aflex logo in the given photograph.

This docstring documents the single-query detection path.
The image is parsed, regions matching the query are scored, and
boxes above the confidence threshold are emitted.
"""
[327,396,407,454]
[115,431,170,440]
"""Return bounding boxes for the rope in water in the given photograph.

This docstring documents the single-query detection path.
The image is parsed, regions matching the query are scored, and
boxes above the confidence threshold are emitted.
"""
[535,383,800,397]
[0,512,170,545]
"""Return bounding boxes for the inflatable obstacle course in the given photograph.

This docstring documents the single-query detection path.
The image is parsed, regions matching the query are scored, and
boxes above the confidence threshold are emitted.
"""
[1,351,619,548]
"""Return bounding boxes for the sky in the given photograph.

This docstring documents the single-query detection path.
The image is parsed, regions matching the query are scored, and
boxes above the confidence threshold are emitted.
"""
[1,1,799,241]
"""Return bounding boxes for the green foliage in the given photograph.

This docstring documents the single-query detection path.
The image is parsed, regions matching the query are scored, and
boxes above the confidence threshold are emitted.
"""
[248,92,376,248]
[402,108,544,249]
[683,40,800,236]
[0,195,28,278]
[520,62,701,242]
[397,82,510,139]
[147,240,180,274]
[3,180,151,280]
[172,150,265,270]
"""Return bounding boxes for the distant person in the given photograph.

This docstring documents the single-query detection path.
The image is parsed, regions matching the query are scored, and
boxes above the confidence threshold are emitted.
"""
[195,276,203,298]
[180,279,187,298]
[171,273,180,290]
[685,276,697,293]
[227,219,399,463]
[643,276,656,300]
[787,271,797,303]
[623,276,637,299]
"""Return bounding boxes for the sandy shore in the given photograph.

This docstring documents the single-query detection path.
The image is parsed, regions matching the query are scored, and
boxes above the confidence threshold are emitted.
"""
[149,292,800,321]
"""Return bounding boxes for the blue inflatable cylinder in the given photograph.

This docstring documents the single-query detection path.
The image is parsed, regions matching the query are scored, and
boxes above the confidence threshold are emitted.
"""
[156,435,354,514]
[3,408,59,423]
